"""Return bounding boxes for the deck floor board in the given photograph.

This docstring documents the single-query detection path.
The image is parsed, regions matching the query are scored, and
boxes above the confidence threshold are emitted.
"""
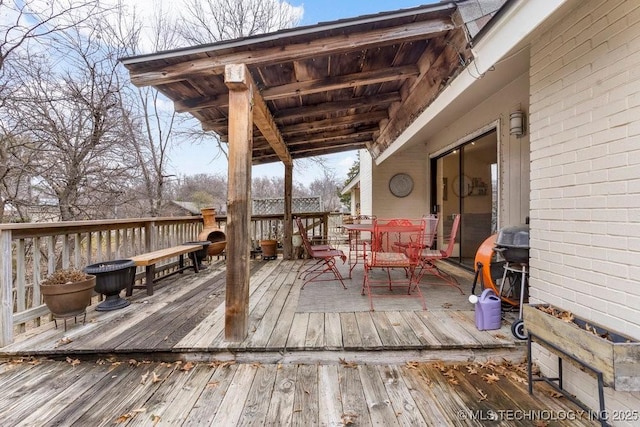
[0,358,599,426]
[2,258,526,357]
[0,258,599,426]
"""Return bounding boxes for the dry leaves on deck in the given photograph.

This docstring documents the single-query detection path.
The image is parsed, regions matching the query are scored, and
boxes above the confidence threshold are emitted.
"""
[115,408,146,423]
[180,361,196,372]
[208,360,236,369]
[482,373,500,384]
[465,365,478,375]
[476,388,488,401]
[405,361,420,370]
[57,336,73,346]
[341,413,358,425]
[339,358,358,368]
[66,357,80,367]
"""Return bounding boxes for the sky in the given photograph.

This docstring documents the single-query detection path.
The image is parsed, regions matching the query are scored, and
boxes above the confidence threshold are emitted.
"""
[168,0,437,186]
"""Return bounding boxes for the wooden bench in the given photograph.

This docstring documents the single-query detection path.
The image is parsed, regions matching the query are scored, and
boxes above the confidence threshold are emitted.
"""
[127,244,203,296]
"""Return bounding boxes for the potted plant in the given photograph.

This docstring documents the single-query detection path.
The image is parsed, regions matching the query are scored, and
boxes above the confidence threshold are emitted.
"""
[259,239,278,260]
[40,268,96,319]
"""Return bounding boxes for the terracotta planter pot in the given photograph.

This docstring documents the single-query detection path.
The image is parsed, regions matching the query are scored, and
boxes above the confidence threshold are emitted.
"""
[41,275,96,318]
[260,239,278,260]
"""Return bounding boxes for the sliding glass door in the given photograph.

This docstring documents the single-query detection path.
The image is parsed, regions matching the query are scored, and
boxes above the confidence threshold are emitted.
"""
[431,130,498,268]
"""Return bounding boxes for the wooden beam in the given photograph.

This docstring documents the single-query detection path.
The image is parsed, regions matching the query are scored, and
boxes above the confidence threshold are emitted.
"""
[274,92,401,121]
[252,141,368,164]
[226,64,292,166]
[278,111,387,135]
[175,66,416,114]
[201,118,228,132]
[174,93,229,113]
[254,125,378,146]
[224,64,254,342]
[128,19,454,87]
[261,65,420,101]
[283,164,293,260]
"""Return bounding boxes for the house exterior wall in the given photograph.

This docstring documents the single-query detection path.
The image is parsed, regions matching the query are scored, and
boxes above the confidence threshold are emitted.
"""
[528,0,640,419]
[425,72,531,228]
[369,144,430,218]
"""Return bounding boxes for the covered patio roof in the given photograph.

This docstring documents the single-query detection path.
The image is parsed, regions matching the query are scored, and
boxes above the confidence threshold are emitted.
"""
[120,1,505,342]
[120,2,475,165]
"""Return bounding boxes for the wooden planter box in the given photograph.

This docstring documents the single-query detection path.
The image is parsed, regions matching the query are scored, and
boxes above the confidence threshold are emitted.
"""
[523,304,640,391]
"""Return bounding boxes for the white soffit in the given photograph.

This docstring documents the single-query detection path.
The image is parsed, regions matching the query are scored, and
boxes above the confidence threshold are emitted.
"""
[375,0,570,164]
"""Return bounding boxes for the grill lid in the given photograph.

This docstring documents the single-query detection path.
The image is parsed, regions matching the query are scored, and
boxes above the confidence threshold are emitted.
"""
[496,225,529,249]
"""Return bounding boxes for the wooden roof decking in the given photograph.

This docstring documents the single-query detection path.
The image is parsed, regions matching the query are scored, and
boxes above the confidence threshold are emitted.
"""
[121,3,473,164]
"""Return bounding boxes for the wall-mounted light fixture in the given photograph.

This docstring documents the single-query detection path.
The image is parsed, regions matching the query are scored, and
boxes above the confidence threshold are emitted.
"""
[509,110,526,137]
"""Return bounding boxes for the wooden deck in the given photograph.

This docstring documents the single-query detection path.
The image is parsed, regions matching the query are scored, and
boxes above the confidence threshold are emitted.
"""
[0,258,598,425]
[1,258,522,361]
[0,357,598,426]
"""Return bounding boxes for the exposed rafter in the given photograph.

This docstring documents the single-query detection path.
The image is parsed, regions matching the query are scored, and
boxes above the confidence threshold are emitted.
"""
[261,65,420,101]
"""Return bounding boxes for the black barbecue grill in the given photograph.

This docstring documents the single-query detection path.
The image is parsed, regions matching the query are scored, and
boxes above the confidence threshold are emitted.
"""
[494,225,530,264]
[494,224,530,340]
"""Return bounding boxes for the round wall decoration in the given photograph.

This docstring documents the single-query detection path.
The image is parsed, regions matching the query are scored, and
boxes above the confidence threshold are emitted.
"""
[389,173,414,197]
[452,174,472,197]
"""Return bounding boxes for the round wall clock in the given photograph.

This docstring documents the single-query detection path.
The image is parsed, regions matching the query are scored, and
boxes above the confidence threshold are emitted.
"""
[452,174,472,197]
[389,173,414,198]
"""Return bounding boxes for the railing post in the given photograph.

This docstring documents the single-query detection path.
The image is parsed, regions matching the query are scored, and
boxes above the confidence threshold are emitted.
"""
[1,229,14,346]
[145,221,156,252]
[323,213,329,241]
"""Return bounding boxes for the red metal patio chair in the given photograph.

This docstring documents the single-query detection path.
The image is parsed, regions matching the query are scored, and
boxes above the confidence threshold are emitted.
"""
[393,214,439,253]
[416,214,464,294]
[346,215,376,278]
[296,217,347,289]
[362,218,426,311]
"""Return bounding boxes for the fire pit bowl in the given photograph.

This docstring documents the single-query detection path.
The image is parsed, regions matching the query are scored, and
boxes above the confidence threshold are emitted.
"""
[84,259,136,311]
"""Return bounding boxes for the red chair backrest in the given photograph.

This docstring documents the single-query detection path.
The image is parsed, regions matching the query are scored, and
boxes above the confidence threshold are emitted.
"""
[441,214,461,257]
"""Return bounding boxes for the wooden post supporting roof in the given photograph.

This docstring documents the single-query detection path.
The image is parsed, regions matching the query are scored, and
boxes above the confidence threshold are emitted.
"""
[283,163,293,260]
[224,64,254,341]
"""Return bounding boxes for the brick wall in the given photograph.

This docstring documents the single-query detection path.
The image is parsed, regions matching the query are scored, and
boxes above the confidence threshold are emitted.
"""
[529,0,640,338]
[529,0,640,421]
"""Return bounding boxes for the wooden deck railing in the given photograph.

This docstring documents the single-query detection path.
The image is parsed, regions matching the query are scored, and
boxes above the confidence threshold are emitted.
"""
[0,212,338,346]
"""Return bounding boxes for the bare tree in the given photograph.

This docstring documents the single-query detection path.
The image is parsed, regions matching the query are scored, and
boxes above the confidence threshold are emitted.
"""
[172,0,302,167]
[0,0,103,221]
[308,170,343,212]
[107,3,185,217]
[0,0,98,73]
[6,21,136,220]
[0,133,37,222]
[177,0,302,45]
